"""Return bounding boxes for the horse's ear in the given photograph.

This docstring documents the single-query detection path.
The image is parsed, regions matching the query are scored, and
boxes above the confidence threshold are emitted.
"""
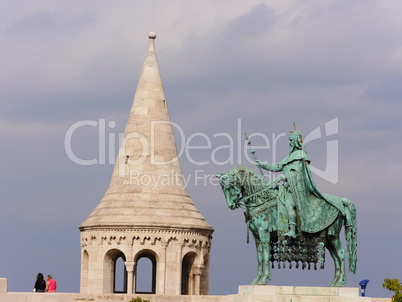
[215,174,221,179]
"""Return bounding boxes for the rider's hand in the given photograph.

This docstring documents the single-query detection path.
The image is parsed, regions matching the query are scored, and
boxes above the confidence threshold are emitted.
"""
[255,160,263,167]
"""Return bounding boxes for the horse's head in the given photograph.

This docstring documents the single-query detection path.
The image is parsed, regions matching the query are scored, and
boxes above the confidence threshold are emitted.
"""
[216,167,246,210]
[218,166,276,210]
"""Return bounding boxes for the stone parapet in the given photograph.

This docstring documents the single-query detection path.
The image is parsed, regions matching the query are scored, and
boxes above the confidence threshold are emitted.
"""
[0,281,391,302]
[228,285,390,302]
[238,285,359,296]
[0,292,391,302]
[0,292,226,302]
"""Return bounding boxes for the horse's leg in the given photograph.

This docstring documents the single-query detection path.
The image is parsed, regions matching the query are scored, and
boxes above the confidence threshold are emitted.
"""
[331,236,346,286]
[326,218,346,287]
[326,240,340,286]
[258,229,271,285]
[251,240,264,285]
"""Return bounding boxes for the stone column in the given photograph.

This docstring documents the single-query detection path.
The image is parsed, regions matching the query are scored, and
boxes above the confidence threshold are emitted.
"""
[175,244,183,295]
[125,261,135,294]
[133,261,137,294]
[156,244,167,294]
[193,267,202,295]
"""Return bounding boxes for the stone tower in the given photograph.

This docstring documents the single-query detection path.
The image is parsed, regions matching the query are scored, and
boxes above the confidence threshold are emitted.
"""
[79,32,213,295]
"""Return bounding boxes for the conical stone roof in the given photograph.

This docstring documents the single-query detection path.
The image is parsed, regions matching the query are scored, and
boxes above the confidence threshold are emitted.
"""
[79,33,213,233]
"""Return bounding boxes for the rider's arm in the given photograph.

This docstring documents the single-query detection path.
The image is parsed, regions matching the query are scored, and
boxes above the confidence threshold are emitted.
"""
[256,160,283,172]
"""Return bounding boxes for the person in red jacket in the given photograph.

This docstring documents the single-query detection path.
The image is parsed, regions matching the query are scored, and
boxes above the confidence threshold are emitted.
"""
[45,275,57,293]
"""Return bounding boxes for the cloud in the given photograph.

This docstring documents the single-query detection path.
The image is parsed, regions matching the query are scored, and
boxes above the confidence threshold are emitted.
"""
[0,0,401,298]
[0,119,66,138]
[3,9,96,39]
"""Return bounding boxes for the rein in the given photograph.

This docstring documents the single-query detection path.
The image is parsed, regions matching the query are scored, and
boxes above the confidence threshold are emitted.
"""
[241,188,270,207]
[237,186,273,209]
[240,186,278,244]
[223,170,276,244]
[236,187,273,244]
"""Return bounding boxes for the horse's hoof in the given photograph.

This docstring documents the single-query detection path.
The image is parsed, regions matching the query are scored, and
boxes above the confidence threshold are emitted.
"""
[257,277,269,285]
[329,282,345,287]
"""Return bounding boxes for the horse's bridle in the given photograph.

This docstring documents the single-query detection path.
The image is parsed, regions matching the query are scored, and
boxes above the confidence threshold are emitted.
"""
[222,176,274,209]
[238,187,272,209]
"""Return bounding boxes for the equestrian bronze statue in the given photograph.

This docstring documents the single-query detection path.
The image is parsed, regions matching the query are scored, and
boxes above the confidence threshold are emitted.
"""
[217,126,357,287]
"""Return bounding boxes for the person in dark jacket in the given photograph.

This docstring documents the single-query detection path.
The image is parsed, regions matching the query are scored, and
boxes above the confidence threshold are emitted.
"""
[34,273,46,292]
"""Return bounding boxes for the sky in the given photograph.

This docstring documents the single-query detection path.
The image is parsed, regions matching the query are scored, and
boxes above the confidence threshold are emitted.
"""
[0,0,401,298]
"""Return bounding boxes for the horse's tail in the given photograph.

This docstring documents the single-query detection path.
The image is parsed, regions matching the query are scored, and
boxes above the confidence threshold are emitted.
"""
[343,199,357,273]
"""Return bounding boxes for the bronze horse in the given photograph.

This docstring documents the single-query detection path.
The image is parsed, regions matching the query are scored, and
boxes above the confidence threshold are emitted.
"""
[218,166,357,287]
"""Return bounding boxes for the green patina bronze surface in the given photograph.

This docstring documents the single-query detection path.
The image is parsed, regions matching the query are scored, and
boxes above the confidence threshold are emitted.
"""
[217,126,357,287]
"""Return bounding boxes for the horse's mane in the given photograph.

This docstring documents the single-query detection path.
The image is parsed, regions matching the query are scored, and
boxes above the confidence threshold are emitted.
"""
[227,166,275,202]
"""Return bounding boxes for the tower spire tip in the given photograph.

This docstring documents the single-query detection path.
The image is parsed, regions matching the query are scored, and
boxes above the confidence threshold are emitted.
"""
[148,32,156,39]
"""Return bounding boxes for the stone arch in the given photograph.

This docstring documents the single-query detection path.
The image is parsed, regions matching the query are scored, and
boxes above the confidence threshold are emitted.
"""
[134,249,157,294]
[181,251,197,295]
[81,250,89,292]
[103,249,127,293]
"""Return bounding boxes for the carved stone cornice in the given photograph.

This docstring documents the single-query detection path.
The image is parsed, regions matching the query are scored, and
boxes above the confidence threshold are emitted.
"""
[80,231,212,249]
[80,226,212,238]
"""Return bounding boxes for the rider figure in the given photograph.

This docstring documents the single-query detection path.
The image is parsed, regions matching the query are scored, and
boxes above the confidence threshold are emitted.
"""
[256,125,309,239]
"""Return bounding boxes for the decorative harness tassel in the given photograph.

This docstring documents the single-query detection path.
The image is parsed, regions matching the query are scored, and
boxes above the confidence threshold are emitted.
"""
[244,211,250,244]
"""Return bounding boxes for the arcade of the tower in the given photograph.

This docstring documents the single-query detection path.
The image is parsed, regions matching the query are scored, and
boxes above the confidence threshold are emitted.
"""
[80,228,212,295]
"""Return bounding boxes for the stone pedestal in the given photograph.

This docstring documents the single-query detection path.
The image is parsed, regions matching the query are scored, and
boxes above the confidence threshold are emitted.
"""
[228,285,369,302]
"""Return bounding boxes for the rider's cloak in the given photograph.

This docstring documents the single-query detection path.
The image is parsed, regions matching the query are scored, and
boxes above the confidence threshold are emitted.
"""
[262,149,343,233]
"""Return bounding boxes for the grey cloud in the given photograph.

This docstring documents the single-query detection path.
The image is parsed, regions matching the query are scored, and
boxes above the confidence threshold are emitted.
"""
[364,77,402,103]
[221,3,276,41]
[3,10,97,39]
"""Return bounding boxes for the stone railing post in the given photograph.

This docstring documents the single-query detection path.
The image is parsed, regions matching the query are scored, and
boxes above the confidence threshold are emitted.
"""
[0,278,7,294]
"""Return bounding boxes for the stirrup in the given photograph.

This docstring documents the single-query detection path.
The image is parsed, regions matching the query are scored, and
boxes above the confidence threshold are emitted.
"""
[284,223,297,239]
[284,230,296,239]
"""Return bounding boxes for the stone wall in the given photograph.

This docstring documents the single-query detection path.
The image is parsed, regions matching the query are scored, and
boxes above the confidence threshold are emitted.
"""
[0,291,224,302]
[0,278,391,302]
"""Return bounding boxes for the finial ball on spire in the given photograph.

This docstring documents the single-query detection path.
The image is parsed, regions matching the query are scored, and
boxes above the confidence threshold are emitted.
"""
[148,32,156,39]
